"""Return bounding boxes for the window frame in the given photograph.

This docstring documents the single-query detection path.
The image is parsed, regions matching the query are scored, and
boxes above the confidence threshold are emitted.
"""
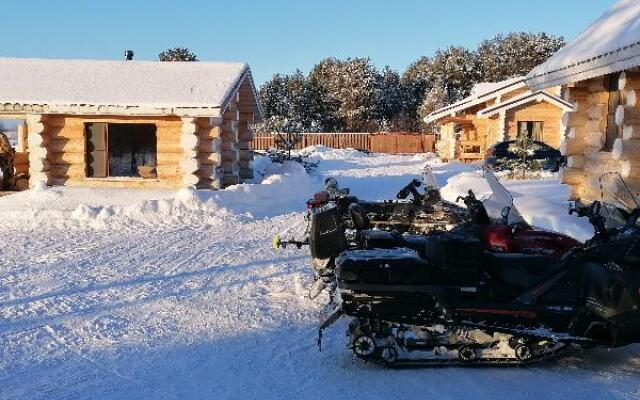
[84,122,158,180]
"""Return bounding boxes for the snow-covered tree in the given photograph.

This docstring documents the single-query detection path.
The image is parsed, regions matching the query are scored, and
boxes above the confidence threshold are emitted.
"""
[158,47,198,61]
[476,33,565,82]
[256,71,339,134]
[418,79,447,132]
[310,57,382,132]
[377,66,404,130]
[431,46,480,103]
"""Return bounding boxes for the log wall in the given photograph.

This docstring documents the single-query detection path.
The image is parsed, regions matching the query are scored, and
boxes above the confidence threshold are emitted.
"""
[560,72,640,200]
[44,115,188,188]
[505,101,564,148]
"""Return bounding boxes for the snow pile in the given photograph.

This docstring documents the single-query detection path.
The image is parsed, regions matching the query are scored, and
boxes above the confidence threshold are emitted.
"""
[205,161,313,218]
[441,171,594,242]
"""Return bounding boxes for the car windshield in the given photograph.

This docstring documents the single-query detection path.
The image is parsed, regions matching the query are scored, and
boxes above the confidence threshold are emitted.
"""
[482,167,526,225]
[599,172,640,227]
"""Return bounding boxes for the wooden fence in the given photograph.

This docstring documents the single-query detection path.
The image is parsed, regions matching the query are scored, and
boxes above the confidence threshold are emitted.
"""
[252,133,436,154]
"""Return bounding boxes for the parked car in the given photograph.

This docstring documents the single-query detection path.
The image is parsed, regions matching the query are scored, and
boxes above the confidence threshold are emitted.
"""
[485,140,565,172]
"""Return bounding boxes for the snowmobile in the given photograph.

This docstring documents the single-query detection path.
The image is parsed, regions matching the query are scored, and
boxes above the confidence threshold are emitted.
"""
[306,168,467,234]
[316,171,640,366]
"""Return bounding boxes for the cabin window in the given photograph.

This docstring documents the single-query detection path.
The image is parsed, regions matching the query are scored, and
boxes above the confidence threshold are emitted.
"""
[517,121,543,142]
[85,123,157,179]
[603,72,622,152]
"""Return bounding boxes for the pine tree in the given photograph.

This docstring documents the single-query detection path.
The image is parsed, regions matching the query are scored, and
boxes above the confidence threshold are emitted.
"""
[158,47,198,61]
[377,66,404,130]
[431,46,479,103]
[310,57,382,132]
[418,80,447,132]
[476,33,565,82]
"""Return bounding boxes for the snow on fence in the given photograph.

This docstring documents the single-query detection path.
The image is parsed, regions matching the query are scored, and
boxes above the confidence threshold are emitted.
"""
[252,133,436,154]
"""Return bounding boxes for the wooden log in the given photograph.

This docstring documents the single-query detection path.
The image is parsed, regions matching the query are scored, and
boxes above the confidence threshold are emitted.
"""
[49,164,85,178]
[618,71,640,92]
[222,149,239,162]
[624,89,637,107]
[622,124,640,139]
[576,76,607,92]
[616,105,640,126]
[567,154,585,169]
[28,133,47,148]
[586,132,605,149]
[223,109,239,121]
[17,123,27,152]
[613,138,640,160]
[585,120,605,135]
[30,157,50,172]
[221,159,238,173]
[48,138,84,153]
[200,152,221,165]
[562,111,588,128]
[198,138,220,153]
[220,140,237,152]
[560,137,587,156]
[180,133,199,150]
[559,167,584,186]
[587,104,606,120]
[156,151,185,166]
[47,151,85,165]
[239,151,254,161]
[179,158,200,174]
[182,173,200,186]
[14,151,29,165]
[621,160,640,179]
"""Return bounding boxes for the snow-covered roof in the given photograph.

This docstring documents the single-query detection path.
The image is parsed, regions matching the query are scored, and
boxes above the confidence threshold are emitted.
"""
[478,90,574,117]
[526,0,640,90]
[0,57,259,117]
[424,77,526,123]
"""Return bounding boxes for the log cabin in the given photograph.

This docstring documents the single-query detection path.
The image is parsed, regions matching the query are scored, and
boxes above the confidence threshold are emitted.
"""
[424,78,572,163]
[0,57,261,190]
[526,0,640,201]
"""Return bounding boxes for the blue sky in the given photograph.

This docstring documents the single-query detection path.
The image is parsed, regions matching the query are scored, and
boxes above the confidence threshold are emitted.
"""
[0,0,616,84]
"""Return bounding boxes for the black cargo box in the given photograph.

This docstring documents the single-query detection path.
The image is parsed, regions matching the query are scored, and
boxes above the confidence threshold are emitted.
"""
[309,205,348,260]
[335,248,431,287]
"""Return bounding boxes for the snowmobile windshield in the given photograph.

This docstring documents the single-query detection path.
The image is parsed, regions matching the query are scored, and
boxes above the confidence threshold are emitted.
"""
[422,165,439,189]
[483,168,526,225]
[599,172,640,227]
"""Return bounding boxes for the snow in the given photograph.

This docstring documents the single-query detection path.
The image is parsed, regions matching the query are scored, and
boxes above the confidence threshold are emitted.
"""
[526,0,640,90]
[1,149,639,399]
[0,58,249,108]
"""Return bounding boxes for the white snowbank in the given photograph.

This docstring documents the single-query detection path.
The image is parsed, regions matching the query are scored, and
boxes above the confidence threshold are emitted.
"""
[441,171,594,242]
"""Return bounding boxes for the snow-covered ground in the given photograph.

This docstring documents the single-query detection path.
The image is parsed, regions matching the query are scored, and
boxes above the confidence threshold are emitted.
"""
[0,148,638,400]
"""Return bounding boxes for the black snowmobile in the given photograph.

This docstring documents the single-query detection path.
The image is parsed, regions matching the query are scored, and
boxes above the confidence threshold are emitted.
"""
[324,168,466,234]
[276,166,467,298]
[315,172,640,366]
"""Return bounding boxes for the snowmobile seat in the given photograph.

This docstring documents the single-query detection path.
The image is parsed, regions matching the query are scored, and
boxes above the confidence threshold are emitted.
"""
[358,230,428,258]
[423,232,483,284]
[485,252,562,289]
[335,248,432,290]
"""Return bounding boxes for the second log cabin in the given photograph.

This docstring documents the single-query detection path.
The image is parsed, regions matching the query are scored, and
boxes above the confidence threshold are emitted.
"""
[0,57,261,190]
[425,78,572,163]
